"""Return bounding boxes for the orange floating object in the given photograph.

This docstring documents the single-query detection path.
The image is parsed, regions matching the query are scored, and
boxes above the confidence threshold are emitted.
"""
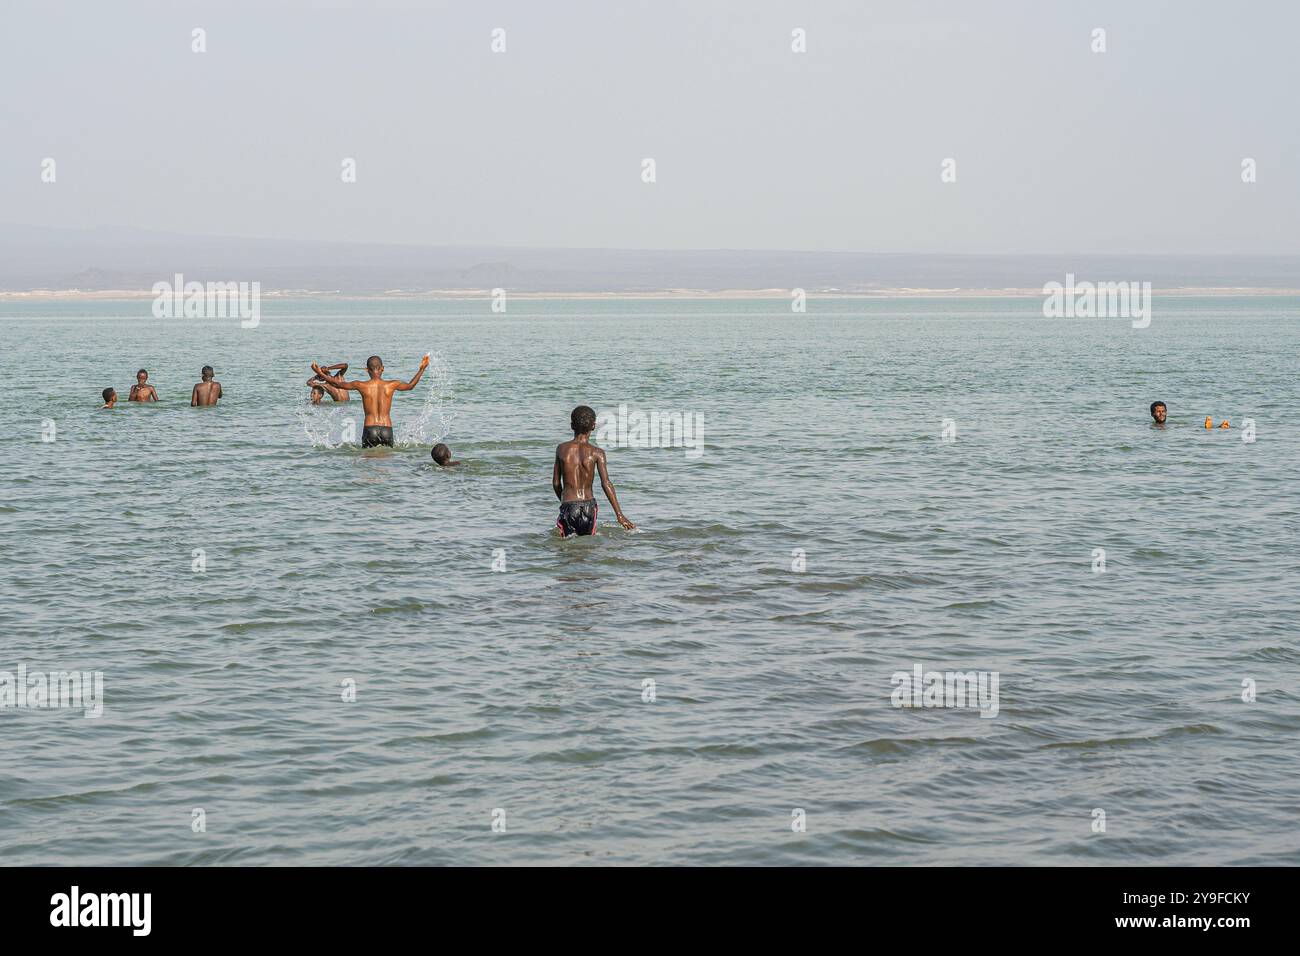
[1205,416,1213,429]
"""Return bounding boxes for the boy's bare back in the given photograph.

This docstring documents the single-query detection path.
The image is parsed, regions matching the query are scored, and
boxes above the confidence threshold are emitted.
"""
[351,377,403,425]
[191,380,222,406]
[555,439,602,502]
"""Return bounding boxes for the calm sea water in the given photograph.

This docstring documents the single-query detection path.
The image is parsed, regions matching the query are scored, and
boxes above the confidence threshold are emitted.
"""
[1,296,1297,866]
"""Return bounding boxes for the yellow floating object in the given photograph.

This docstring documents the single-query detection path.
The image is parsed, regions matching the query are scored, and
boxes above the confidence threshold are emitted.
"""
[1219,420,1230,429]
[1205,416,1213,429]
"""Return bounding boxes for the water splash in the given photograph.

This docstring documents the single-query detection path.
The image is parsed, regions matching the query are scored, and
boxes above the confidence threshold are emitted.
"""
[296,401,357,448]
[295,351,456,448]
[397,350,456,446]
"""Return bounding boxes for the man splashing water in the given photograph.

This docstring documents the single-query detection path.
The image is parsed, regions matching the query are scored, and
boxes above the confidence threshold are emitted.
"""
[311,354,428,447]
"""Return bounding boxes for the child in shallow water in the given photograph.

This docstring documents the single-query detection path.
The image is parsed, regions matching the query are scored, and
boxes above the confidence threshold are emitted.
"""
[552,405,635,536]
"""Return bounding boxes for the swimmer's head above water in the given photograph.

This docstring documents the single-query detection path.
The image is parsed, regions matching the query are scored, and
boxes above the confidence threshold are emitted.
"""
[431,443,459,467]
[101,387,116,408]
[1150,401,1167,425]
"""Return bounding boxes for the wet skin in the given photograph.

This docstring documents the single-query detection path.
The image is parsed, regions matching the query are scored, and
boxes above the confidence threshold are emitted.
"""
[553,433,635,530]
[129,374,158,402]
[191,379,222,406]
[307,363,350,404]
[311,357,427,427]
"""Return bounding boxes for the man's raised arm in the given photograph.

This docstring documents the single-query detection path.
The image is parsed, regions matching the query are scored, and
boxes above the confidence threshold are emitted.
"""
[395,354,430,391]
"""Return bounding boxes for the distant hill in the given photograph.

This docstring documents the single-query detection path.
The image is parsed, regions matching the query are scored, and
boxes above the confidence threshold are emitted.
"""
[3,223,1300,294]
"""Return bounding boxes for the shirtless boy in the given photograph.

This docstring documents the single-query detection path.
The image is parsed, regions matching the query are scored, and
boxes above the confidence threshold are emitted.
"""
[552,405,635,536]
[129,369,158,402]
[191,366,223,406]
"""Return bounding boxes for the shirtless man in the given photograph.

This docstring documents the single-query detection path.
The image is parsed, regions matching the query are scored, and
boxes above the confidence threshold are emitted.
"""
[191,366,223,406]
[307,362,350,405]
[311,354,428,447]
[552,405,635,536]
[129,369,158,402]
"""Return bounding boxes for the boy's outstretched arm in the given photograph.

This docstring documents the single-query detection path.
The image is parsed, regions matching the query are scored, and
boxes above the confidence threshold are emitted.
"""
[596,449,635,530]
[395,354,430,391]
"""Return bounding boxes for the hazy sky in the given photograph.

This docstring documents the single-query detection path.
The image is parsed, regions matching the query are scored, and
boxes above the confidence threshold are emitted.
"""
[4,0,1298,254]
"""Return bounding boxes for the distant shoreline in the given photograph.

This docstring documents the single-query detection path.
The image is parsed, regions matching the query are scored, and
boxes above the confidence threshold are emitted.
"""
[4,287,1300,300]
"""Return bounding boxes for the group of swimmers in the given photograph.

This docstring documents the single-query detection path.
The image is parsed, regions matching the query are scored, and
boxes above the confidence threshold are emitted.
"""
[101,367,221,408]
[99,353,636,536]
[97,367,1235,537]
[309,355,634,532]
[98,367,1235,537]
[101,366,223,408]
[306,355,464,471]
[308,354,631,529]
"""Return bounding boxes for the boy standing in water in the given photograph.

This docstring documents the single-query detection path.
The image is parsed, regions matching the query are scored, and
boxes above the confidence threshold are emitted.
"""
[129,369,158,402]
[552,405,635,536]
[191,366,223,406]
[100,388,117,409]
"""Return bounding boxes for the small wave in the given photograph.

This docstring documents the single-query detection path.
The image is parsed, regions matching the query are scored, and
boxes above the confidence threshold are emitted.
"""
[527,748,622,765]
[1043,723,1223,749]
[844,736,982,755]
[1244,646,1300,663]
[381,728,494,746]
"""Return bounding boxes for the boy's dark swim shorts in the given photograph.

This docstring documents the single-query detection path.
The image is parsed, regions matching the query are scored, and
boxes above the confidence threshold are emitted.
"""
[556,500,598,536]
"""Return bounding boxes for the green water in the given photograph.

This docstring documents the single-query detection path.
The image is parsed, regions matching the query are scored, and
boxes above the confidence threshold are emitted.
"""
[1,296,1297,864]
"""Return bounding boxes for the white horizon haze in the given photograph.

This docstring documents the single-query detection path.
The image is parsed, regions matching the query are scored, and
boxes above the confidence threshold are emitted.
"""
[2,0,1298,256]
